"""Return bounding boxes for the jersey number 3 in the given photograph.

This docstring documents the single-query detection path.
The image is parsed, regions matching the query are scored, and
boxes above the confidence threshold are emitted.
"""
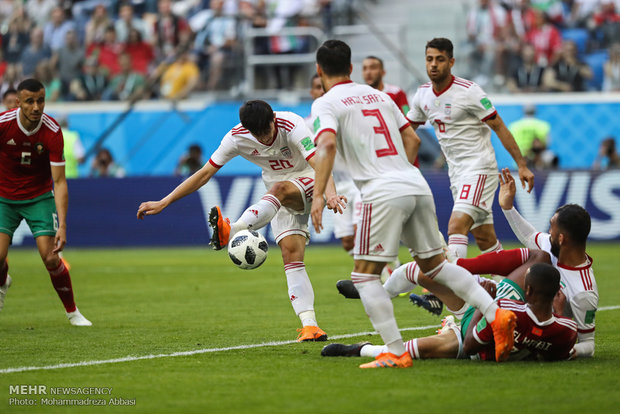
[362,109,397,157]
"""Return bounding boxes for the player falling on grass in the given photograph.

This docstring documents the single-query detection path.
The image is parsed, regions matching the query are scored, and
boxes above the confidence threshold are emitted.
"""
[408,38,534,260]
[306,74,361,258]
[323,263,578,362]
[310,39,517,368]
[137,100,345,342]
[0,78,91,326]
[383,169,597,358]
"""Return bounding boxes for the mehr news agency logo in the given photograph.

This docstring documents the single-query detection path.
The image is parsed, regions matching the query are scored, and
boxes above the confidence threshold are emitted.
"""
[8,384,136,407]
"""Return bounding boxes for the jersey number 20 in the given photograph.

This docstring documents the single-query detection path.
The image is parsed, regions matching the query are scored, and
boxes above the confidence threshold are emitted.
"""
[362,109,398,157]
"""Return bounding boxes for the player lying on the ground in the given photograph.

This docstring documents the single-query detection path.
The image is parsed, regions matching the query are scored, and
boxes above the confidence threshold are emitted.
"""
[137,100,345,342]
[0,78,91,326]
[337,169,597,358]
[323,263,578,362]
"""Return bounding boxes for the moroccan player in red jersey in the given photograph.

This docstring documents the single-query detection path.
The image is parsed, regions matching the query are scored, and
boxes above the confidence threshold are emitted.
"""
[0,78,91,326]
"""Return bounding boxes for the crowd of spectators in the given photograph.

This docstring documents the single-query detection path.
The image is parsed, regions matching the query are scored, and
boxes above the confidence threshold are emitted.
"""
[0,0,358,102]
[464,0,620,92]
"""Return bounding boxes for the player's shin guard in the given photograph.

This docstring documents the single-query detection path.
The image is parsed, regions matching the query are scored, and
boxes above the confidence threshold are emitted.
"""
[0,260,8,286]
[448,234,469,259]
[284,262,316,325]
[456,248,529,277]
[429,261,497,323]
[235,195,281,235]
[352,272,406,356]
[47,260,76,313]
[383,262,418,298]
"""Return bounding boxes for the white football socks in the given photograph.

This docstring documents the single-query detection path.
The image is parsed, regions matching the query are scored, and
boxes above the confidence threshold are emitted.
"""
[284,262,316,324]
[233,194,281,236]
[383,262,418,298]
[352,272,405,356]
[448,234,469,259]
[428,261,497,323]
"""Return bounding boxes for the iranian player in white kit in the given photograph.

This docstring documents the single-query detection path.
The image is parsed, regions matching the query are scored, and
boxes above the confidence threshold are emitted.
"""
[407,38,534,260]
[137,100,345,342]
[310,40,517,368]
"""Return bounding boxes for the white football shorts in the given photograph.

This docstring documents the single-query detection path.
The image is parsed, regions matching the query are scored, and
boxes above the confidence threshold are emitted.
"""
[270,176,313,244]
[450,173,498,229]
[332,178,362,239]
[354,194,444,262]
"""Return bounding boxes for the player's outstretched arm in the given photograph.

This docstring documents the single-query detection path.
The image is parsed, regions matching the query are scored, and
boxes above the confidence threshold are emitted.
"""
[486,114,534,193]
[400,125,421,166]
[137,162,219,219]
[310,131,338,232]
[51,164,69,253]
[499,169,540,248]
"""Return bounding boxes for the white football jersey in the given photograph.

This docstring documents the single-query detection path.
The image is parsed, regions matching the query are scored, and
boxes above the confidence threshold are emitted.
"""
[533,232,598,336]
[407,76,498,181]
[311,81,431,202]
[210,111,315,189]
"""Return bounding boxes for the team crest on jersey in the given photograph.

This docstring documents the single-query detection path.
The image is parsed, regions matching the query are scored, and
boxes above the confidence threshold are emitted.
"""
[34,142,45,154]
[444,103,451,115]
[280,146,292,158]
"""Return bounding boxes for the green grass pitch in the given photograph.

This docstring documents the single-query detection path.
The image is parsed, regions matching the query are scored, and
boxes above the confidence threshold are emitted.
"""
[1,243,619,413]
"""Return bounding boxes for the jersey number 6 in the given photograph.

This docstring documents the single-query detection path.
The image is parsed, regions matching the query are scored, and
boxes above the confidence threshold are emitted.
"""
[362,109,398,157]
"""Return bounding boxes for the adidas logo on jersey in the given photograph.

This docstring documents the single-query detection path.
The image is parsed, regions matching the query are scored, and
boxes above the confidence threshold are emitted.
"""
[251,149,260,156]
[7,138,16,145]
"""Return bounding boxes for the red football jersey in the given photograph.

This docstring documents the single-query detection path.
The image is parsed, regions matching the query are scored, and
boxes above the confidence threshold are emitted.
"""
[0,109,64,200]
[473,299,578,361]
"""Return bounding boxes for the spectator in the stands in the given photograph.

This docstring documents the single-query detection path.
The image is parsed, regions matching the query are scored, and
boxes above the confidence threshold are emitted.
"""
[0,64,21,101]
[193,0,237,90]
[509,104,558,169]
[589,0,620,48]
[56,29,86,98]
[69,57,108,101]
[153,0,192,60]
[44,7,76,51]
[2,88,17,110]
[158,47,199,100]
[603,42,620,91]
[3,16,30,65]
[87,25,123,77]
[506,43,546,93]
[21,27,52,78]
[593,137,619,170]
[525,8,562,66]
[34,60,62,102]
[124,28,155,75]
[85,4,112,46]
[115,3,150,43]
[465,0,509,87]
[543,40,592,92]
[26,0,57,28]
[102,53,146,101]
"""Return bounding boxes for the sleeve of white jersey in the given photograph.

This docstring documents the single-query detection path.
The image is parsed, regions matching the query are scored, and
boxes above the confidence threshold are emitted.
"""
[388,98,410,131]
[208,133,238,168]
[405,89,426,125]
[465,83,497,121]
[289,113,317,161]
[311,98,338,144]
[570,291,598,358]
[502,207,544,249]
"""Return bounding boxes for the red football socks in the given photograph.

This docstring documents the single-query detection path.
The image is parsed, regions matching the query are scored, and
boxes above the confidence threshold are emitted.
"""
[456,248,529,276]
[47,260,76,313]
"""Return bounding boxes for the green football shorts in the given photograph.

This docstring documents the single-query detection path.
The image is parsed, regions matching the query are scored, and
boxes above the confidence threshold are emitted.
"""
[0,192,58,241]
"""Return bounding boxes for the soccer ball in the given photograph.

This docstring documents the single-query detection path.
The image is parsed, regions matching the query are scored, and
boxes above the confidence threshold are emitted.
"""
[227,230,269,270]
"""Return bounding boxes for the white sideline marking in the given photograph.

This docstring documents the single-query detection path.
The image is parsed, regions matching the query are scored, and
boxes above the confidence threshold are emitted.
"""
[0,325,440,374]
[3,305,619,375]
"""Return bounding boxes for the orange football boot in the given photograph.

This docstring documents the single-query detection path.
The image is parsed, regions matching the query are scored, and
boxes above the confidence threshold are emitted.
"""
[359,351,413,369]
[296,326,328,342]
[208,206,231,250]
[491,308,517,362]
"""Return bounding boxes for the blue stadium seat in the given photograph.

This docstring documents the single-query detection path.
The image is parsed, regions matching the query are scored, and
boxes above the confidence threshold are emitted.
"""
[561,28,589,55]
[583,51,609,91]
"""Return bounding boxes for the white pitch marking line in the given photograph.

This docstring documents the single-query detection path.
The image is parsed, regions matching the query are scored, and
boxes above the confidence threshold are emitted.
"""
[3,305,619,375]
[0,325,440,374]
